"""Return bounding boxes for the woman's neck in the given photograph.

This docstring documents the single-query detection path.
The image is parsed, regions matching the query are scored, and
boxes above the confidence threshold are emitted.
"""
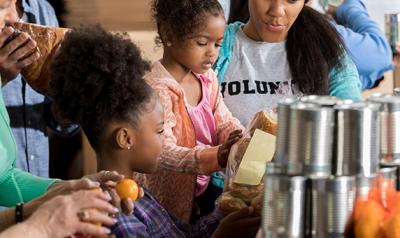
[96,149,133,179]
[243,21,263,42]
[161,50,192,84]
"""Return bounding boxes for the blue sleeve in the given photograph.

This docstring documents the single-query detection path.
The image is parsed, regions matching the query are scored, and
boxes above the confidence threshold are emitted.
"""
[334,0,393,89]
[36,0,59,27]
[328,53,362,101]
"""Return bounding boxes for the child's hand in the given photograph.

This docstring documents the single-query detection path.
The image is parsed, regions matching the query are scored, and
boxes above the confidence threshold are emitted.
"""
[108,187,144,216]
[218,130,243,168]
[212,207,261,238]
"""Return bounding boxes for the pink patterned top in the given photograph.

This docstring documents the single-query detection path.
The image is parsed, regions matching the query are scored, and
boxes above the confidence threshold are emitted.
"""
[187,74,218,196]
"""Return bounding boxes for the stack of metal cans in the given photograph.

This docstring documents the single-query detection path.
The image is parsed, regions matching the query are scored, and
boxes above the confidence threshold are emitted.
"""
[262,95,387,238]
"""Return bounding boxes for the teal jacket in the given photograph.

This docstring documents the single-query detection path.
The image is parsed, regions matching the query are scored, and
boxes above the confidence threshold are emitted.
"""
[213,22,362,101]
[0,80,55,207]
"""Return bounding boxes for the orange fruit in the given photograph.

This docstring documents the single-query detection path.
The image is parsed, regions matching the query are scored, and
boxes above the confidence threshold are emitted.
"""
[355,199,386,221]
[383,214,400,238]
[354,200,386,238]
[115,179,139,201]
[355,217,383,238]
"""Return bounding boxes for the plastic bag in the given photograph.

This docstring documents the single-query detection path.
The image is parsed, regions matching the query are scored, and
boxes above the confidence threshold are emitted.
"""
[218,110,277,215]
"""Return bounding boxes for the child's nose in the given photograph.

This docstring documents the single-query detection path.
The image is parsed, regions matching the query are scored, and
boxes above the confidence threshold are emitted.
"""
[206,45,218,58]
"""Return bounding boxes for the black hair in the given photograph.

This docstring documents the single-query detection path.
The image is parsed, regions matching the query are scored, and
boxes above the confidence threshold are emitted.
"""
[228,0,249,24]
[152,0,224,44]
[287,6,345,94]
[49,25,153,150]
[228,1,345,95]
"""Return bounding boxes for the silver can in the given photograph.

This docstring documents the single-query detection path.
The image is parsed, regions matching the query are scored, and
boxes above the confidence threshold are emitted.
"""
[395,88,400,96]
[367,93,391,101]
[379,167,397,189]
[379,166,399,190]
[275,97,298,166]
[266,162,286,175]
[385,13,400,54]
[262,175,306,238]
[311,176,356,238]
[370,96,400,165]
[333,102,380,177]
[356,175,377,199]
[287,103,335,178]
[300,95,341,107]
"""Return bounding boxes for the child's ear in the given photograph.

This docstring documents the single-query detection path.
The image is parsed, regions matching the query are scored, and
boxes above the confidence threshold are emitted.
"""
[115,127,136,150]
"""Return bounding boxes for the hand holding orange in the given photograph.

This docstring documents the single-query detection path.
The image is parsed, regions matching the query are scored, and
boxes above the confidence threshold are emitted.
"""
[115,179,140,202]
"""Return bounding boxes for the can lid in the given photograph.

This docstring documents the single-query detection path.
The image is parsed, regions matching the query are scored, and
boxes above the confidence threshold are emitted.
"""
[278,96,299,106]
[265,162,286,175]
[334,101,381,112]
[369,96,400,112]
[290,102,321,110]
[367,93,391,101]
[300,95,340,107]
[265,174,307,191]
[394,88,400,96]
[312,176,356,192]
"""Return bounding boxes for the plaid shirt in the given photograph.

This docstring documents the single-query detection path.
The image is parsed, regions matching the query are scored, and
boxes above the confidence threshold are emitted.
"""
[112,191,222,238]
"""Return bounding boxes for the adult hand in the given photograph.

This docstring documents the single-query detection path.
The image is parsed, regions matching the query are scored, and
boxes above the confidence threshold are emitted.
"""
[36,171,135,216]
[217,130,243,168]
[212,207,261,238]
[0,26,40,86]
[24,190,118,238]
[24,171,123,218]
[85,171,137,215]
[84,170,124,186]
[45,170,124,202]
[396,41,400,53]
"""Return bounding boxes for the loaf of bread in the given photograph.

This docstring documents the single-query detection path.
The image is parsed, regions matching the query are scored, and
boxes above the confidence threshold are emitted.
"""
[10,22,69,93]
[219,192,248,215]
[247,110,277,136]
[251,193,263,216]
[218,110,277,215]
[230,183,263,203]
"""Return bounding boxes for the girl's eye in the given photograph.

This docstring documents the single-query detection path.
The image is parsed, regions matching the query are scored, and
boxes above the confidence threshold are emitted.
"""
[196,41,207,46]
[215,43,222,48]
[157,129,164,135]
[288,0,298,3]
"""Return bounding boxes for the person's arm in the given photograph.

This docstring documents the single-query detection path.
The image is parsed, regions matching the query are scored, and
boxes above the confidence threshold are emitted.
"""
[0,191,117,238]
[328,53,362,101]
[155,87,221,175]
[334,0,393,89]
[36,0,60,27]
[0,168,55,207]
[0,221,44,238]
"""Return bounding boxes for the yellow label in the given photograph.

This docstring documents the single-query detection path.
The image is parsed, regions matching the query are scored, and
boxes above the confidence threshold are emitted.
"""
[234,129,276,185]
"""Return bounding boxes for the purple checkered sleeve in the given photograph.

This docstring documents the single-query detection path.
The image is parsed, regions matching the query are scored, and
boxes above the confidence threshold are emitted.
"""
[111,191,222,238]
